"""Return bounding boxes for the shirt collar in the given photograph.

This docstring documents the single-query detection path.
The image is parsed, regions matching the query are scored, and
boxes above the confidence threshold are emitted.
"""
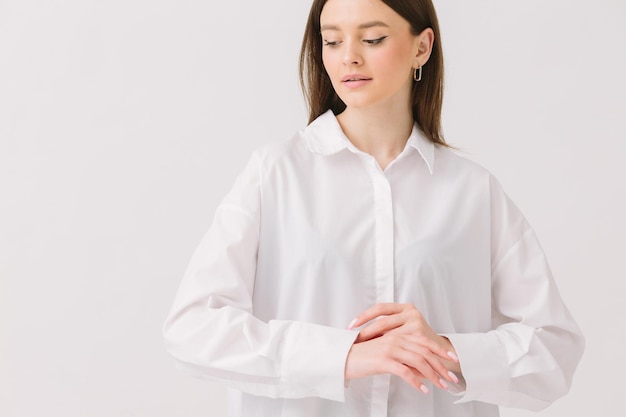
[304,110,435,175]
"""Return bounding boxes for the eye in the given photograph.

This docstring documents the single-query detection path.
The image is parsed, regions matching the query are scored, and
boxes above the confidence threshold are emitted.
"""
[363,36,387,45]
[323,40,341,47]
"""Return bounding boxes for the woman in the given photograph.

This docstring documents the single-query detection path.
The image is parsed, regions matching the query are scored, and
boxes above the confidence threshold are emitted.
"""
[163,0,584,416]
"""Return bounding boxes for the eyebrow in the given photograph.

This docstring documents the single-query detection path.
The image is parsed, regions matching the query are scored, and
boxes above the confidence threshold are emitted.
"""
[320,21,390,32]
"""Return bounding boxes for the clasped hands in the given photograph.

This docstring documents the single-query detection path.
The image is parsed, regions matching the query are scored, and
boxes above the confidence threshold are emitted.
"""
[344,303,461,394]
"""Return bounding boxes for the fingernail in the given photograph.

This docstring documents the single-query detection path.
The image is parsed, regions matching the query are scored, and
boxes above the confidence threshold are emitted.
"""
[439,379,449,390]
[447,371,459,384]
[419,384,430,394]
[348,318,357,329]
[447,351,459,362]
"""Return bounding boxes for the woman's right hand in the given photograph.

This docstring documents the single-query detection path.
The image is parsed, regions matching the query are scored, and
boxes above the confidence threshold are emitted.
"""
[344,331,454,394]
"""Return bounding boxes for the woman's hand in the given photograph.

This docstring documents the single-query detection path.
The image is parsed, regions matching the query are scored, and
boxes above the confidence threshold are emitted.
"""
[345,303,461,392]
[345,331,455,393]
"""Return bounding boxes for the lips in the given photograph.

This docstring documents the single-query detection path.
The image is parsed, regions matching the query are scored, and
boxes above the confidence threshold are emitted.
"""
[341,74,372,83]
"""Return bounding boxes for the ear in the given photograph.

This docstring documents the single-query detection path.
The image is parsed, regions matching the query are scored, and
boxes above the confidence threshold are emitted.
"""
[413,28,435,68]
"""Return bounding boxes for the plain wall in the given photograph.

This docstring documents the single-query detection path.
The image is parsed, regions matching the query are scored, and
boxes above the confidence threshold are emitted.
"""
[1,1,624,416]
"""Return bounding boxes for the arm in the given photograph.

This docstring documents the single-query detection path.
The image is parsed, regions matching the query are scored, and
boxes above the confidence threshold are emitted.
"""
[347,176,584,410]
[442,176,585,410]
[162,152,358,401]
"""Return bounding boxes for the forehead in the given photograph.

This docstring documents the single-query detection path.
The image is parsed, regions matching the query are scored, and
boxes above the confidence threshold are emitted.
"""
[320,0,408,30]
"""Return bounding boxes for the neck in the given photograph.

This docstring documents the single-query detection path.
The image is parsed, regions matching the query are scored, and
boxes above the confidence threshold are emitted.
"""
[337,104,414,170]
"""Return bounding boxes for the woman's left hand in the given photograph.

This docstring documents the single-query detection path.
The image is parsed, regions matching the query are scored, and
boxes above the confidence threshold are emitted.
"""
[349,303,461,373]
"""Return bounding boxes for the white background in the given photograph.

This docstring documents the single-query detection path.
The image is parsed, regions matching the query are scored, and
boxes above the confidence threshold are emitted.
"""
[1,1,624,416]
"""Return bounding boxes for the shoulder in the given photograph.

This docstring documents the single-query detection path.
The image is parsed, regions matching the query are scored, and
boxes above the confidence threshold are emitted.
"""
[438,147,530,230]
[433,145,515,206]
[250,130,310,168]
[219,131,310,208]
[250,111,343,168]
[239,126,320,187]
[434,145,494,183]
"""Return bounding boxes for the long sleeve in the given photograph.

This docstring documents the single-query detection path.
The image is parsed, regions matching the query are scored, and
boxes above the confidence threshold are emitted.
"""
[444,176,585,410]
[162,152,358,402]
[163,113,584,416]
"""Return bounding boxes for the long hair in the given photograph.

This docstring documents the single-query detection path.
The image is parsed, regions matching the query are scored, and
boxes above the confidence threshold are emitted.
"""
[299,0,447,146]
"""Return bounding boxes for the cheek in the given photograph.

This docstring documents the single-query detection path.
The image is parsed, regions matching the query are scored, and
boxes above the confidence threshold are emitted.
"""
[321,49,337,74]
[373,43,414,76]
[322,50,345,89]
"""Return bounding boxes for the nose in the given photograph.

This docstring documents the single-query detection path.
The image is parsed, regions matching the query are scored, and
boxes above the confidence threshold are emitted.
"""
[342,40,362,66]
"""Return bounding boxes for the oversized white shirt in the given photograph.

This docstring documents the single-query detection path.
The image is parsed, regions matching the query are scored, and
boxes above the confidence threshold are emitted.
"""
[163,110,584,417]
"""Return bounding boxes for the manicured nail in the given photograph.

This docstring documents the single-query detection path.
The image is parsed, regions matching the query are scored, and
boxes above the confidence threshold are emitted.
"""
[419,384,430,394]
[447,371,459,384]
[447,351,459,362]
[439,379,449,390]
[348,318,357,329]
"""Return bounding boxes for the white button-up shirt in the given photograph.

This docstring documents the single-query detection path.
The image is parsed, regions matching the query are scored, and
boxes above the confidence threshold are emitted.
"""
[163,110,584,417]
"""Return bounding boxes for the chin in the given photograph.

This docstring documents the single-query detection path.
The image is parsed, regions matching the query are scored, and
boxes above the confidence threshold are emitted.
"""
[337,95,379,110]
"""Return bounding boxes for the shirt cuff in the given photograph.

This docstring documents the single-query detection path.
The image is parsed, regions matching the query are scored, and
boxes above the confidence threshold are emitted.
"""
[440,332,509,403]
[281,321,359,402]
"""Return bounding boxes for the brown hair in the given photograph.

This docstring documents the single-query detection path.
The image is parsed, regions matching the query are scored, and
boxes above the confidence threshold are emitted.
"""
[299,0,447,146]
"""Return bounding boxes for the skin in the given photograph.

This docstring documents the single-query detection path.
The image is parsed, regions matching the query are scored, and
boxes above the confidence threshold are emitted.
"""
[320,0,432,170]
[319,0,462,394]
[347,304,462,393]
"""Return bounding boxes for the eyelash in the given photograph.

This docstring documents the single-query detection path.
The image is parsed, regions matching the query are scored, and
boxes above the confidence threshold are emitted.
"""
[323,36,388,47]
[364,36,387,45]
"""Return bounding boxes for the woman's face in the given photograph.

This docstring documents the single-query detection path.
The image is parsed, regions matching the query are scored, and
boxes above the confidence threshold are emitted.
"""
[320,0,428,112]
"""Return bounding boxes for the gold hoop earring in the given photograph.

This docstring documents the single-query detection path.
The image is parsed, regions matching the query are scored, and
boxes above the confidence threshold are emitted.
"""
[413,66,422,82]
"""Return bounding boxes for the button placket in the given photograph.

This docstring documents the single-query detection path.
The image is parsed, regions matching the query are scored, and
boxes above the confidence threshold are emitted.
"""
[361,155,395,417]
